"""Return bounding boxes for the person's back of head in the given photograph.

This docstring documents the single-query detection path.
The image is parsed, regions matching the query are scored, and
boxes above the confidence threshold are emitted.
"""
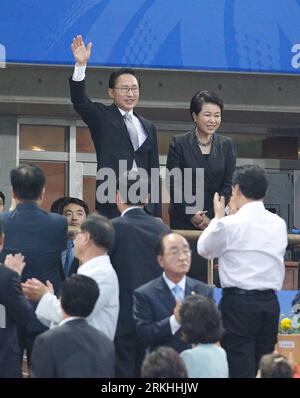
[60,274,100,318]
[180,294,224,345]
[141,346,187,378]
[10,163,45,201]
[258,352,293,378]
[80,213,115,252]
[232,165,268,200]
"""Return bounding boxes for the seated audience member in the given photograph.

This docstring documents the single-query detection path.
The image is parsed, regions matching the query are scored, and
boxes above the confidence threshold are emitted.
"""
[133,233,214,353]
[0,164,68,360]
[141,346,187,378]
[30,274,115,378]
[110,173,170,378]
[0,191,5,212]
[59,197,90,278]
[22,214,119,341]
[179,294,229,378]
[0,221,34,378]
[257,352,293,378]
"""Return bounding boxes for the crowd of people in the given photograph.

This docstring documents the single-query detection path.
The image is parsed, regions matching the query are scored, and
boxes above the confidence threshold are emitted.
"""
[0,34,293,379]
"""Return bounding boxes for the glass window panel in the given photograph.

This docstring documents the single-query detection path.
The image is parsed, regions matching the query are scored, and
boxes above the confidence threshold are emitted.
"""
[20,161,66,212]
[76,127,94,153]
[20,125,67,152]
[83,176,96,212]
[226,133,299,160]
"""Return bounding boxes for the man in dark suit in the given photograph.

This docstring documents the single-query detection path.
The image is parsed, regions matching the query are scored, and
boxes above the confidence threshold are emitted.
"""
[110,173,170,377]
[69,34,161,219]
[0,164,68,359]
[133,233,214,353]
[0,221,34,378]
[30,274,115,378]
[58,197,89,278]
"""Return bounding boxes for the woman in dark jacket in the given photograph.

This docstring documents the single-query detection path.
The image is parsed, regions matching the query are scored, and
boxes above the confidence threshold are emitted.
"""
[167,90,236,230]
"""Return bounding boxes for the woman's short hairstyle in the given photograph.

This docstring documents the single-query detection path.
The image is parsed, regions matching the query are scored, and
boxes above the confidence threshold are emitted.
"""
[180,294,224,345]
[189,90,223,119]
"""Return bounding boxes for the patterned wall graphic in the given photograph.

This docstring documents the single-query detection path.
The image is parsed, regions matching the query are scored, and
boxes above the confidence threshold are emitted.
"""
[0,0,300,73]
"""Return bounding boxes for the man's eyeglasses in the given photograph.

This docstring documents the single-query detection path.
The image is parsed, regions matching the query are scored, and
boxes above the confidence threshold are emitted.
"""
[114,86,139,94]
[165,248,192,257]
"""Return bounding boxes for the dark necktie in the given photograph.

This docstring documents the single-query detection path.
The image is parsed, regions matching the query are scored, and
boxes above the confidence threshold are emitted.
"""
[64,240,74,277]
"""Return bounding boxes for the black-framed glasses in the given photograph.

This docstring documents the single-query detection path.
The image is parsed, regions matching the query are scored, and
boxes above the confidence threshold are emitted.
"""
[114,86,139,94]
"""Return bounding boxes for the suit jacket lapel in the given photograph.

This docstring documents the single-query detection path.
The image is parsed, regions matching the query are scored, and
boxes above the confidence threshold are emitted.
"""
[155,276,176,308]
[188,131,207,169]
[134,112,153,150]
[185,277,196,297]
[109,104,133,146]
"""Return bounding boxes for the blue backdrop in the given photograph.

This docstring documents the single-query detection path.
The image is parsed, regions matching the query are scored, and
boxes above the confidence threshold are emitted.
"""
[1,0,300,73]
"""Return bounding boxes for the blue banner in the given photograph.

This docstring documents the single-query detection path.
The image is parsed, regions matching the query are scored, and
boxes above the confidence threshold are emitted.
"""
[0,0,300,73]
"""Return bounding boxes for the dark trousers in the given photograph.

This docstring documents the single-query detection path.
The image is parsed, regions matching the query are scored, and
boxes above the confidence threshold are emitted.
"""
[219,289,280,378]
[114,334,146,378]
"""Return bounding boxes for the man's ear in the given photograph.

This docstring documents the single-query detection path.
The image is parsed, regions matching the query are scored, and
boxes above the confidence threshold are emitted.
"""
[157,255,164,269]
[40,187,46,202]
[11,187,16,199]
[0,233,4,251]
[108,88,114,100]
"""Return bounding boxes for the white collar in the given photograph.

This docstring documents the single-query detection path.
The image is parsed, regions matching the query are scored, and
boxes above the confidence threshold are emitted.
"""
[121,206,143,217]
[118,108,134,117]
[163,273,186,292]
[79,254,110,270]
[59,316,82,326]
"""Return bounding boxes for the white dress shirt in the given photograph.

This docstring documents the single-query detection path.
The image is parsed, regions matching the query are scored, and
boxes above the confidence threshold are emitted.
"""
[72,64,147,171]
[162,273,186,335]
[197,201,287,290]
[35,255,119,341]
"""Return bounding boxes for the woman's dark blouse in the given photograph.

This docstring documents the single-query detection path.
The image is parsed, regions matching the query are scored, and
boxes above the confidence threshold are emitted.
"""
[166,131,237,229]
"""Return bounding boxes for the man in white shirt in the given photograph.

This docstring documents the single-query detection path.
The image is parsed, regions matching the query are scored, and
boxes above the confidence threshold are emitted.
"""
[22,214,119,341]
[69,34,161,219]
[197,165,288,378]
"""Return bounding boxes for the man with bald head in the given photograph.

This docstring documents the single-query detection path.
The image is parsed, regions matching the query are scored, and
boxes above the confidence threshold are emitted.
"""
[133,233,214,353]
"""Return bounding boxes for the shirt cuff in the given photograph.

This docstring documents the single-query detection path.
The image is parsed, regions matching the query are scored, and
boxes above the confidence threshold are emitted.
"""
[72,64,87,81]
[169,314,181,335]
[35,292,63,325]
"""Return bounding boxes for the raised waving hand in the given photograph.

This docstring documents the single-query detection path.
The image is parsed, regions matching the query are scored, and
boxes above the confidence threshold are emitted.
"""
[71,35,92,66]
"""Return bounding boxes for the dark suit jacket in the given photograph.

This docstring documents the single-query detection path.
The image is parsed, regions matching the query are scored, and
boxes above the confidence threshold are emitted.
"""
[69,78,161,218]
[57,256,80,281]
[30,318,115,378]
[166,131,236,229]
[133,275,214,352]
[0,265,34,378]
[0,203,68,333]
[111,208,170,336]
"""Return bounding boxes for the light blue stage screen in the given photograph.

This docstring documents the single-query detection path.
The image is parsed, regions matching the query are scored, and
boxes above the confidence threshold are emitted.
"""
[1,0,300,73]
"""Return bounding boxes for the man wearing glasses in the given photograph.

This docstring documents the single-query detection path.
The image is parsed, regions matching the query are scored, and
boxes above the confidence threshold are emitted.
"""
[69,35,161,219]
[133,233,214,354]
